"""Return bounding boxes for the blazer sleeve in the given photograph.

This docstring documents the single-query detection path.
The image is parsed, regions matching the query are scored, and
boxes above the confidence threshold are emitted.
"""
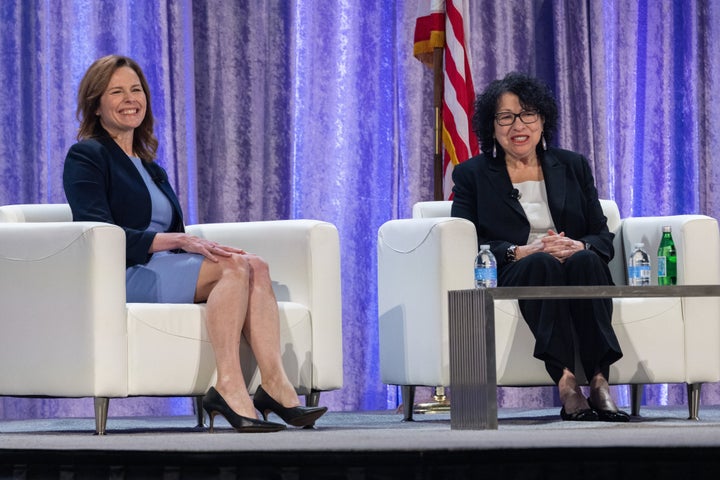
[572,155,614,263]
[451,160,478,228]
[451,157,519,266]
[63,141,157,267]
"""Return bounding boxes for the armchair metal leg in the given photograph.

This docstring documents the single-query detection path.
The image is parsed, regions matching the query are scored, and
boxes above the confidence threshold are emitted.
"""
[402,385,416,422]
[687,383,702,420]
[194,395,205,427]
[93,397,109,435]
[305,391,320,407]
[630,384,644,417]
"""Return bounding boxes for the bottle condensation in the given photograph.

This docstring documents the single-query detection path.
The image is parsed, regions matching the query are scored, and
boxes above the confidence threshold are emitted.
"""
[657,225,677,285]
[474,244,497,288]
[627,242,651,286]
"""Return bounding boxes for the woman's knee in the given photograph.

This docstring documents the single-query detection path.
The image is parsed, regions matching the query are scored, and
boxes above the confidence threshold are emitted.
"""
[195,254,250,301]
[524,253,563,279]
[503,252,563,285]
[527,252,563,270]
[565,250,610,283]
[224,253,251,279]
[203,253,251,284]
[245,254,271,280]
[566,249,599,265]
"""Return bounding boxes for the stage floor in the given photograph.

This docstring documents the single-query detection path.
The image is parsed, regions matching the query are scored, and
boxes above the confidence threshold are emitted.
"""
[2,405,720,478]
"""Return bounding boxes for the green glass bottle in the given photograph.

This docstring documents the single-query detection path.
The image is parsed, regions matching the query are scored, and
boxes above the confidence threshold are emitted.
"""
[657,225,677,285]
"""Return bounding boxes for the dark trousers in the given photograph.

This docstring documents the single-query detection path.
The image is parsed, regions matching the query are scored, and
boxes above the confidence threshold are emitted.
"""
[498,250,623,384]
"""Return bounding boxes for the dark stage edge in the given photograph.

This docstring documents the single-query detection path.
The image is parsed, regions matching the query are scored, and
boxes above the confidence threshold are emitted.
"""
[2,406,720,479]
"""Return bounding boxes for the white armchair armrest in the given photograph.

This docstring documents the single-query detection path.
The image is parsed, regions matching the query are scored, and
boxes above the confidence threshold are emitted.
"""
[621,214,720,383]
[378,217,477,386]
[0,222,128,397]
[621,214,720,285]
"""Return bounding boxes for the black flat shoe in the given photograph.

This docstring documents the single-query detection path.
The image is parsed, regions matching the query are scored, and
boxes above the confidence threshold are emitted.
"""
[202,387,286,433]
[587,399,631,422]
[560,407,599,421]
[253,384,328,427]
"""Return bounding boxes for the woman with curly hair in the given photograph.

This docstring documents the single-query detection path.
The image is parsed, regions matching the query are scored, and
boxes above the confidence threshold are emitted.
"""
[451,72,629,422]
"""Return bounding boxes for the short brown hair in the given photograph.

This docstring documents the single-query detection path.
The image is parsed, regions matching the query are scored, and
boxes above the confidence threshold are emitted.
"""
[76,55,158,161]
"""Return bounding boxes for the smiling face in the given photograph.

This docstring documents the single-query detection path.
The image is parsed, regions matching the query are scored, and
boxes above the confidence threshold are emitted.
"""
[494,92,544,162]
[96,66,146,142]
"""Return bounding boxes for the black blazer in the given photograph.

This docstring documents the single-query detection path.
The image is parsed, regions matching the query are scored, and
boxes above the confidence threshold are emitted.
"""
[63,135,185,268]
[451,148,614,268]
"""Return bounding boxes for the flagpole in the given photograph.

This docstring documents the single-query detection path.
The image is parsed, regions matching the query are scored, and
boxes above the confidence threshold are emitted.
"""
[416,46,452,415]
[411,0,476,418]
[432,47,444,201]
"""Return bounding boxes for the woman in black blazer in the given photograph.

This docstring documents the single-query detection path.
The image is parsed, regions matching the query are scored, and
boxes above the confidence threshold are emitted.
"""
[452,72,629,422]
[63,55,326,432]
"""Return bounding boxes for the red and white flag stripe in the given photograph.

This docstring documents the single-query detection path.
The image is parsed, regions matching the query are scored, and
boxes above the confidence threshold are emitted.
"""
[414,0,479,199]
[413,0,445,65]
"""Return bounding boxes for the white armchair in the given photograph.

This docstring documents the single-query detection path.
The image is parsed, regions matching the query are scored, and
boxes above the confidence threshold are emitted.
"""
[378,200,720,420]
[0,204,343,434]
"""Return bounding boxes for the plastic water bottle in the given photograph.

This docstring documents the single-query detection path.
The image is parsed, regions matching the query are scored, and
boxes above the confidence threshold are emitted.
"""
[475,244,498,288]
[627,243,651,286]
[657,226,677,285]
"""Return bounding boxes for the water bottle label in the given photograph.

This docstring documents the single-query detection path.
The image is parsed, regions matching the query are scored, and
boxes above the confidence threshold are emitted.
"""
[658,256,667,277]
[475,268,497,281]
[627,265,637,279]
[639,265,651,279]
[628,264,650,285]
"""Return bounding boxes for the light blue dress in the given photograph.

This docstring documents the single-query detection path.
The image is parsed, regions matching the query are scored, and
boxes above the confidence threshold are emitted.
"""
[125,157,204,303]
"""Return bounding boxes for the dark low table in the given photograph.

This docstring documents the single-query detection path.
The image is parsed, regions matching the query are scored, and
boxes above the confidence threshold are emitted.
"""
[448,285,720,430]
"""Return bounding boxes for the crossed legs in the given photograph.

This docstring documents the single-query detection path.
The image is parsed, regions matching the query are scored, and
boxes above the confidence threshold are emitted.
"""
[195,252,299,419]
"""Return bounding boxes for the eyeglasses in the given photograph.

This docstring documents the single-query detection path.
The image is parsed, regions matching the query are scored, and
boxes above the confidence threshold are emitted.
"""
[494,110,539,126]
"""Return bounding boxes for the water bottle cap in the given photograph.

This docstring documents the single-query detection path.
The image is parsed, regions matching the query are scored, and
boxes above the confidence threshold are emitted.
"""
[662,225,672,232]
[480,244,490,249]
[634,242,644,248]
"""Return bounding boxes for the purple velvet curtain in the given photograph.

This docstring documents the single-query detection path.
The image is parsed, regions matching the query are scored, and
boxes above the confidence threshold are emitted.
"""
[1,0,719,420]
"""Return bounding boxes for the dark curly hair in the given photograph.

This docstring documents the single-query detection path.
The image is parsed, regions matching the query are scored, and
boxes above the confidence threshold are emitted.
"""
[472,72,558,157]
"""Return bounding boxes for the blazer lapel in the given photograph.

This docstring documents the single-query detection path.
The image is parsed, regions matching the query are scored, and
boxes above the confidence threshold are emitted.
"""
[542,150,566,229]
[487,156,526,219]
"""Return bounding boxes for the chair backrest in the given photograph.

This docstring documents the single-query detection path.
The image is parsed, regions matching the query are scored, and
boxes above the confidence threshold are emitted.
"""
[0,204,73,223]
[412,201,451,219]
[599,200,625,285]
[411,199,626,284]
[413,200,620,224]
[599,199,621,235]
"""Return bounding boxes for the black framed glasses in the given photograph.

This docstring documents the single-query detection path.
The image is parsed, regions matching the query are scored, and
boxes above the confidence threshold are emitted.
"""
[494,110,539,126]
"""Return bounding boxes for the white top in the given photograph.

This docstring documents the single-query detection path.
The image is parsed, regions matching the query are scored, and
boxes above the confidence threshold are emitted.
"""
[514,180,556,244]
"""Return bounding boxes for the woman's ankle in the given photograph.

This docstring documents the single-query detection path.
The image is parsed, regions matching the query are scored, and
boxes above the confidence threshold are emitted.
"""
[588,374,618,412]
[558,369,589,412]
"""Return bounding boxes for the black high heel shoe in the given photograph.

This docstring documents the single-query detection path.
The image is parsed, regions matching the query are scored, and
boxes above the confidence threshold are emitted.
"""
[560,406,599,421]
[587,398,631,422]
[202,387,286,433]
[253,384,328,427]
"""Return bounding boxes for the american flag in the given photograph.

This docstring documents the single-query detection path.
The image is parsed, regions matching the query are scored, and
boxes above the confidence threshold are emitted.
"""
[414,0,478,199]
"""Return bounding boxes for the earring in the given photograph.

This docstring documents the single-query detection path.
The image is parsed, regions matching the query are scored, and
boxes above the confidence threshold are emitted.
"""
[492,139,497,158]
[541,133,547,151]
